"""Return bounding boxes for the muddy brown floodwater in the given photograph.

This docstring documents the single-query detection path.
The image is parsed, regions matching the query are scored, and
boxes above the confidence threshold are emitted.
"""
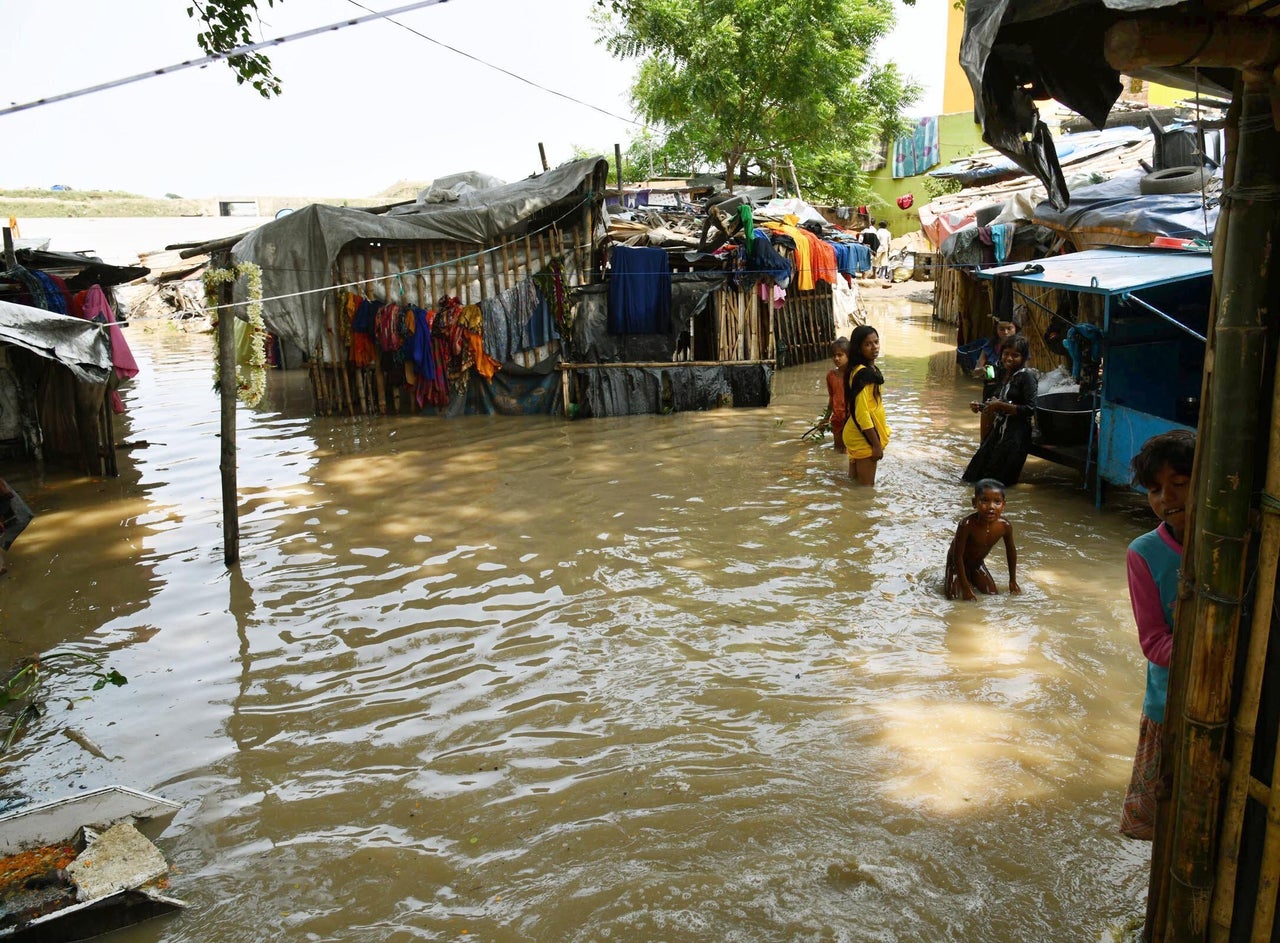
[2,298,1161,942]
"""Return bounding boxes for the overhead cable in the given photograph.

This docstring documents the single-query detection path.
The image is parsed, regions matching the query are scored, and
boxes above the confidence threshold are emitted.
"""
[343,0,645,128]
[0,0,450,118]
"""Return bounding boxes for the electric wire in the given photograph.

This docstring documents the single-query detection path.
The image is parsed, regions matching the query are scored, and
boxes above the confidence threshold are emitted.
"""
[342,0,645,129]
[0,0,450,117]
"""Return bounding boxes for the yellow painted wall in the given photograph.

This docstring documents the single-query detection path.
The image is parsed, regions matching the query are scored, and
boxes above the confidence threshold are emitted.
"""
[865,111,984,237]
[941,5,973,115]
[1145,82,1184,107]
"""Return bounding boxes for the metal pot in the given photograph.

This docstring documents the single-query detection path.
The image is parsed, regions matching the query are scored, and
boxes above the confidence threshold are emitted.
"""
[1035,392,1095,446]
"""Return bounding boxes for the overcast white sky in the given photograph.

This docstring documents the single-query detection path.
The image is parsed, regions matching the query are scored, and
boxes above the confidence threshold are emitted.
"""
[1,0,948,199]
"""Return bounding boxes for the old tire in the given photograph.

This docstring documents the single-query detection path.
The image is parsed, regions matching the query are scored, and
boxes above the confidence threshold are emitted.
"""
[1139,166,1209,195]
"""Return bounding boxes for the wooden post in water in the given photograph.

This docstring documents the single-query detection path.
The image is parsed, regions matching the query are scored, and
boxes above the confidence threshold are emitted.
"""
[213,249,240,567]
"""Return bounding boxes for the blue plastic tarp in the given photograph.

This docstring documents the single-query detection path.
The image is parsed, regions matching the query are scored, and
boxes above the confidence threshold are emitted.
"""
[1031,170,1219,242]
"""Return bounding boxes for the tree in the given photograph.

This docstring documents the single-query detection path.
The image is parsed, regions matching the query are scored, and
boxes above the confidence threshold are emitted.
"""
[187,0,284,98]
[595,0,918,205]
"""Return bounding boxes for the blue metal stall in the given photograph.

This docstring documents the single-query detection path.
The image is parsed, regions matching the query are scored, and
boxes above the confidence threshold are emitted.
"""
[979,247,1211,504]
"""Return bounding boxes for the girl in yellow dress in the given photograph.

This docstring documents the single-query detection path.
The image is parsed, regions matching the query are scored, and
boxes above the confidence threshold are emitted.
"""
[841,325,890,485]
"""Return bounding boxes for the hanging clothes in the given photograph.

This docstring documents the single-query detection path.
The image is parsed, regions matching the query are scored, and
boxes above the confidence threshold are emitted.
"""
[349,298,380,367]
[763,221,815,290]
[608,245,672,334]
[72,284,138,414]
[375,302,408,357]
[532,259,570,342]
[741,229,792,289]
[32,271,72,314]
[804,232,838,286]
[737,204,755,252]
[892,116,941,178]
[480,279,543,362]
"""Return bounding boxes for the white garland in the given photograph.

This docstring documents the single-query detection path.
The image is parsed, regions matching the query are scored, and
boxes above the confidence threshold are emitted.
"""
[204,261,267,407]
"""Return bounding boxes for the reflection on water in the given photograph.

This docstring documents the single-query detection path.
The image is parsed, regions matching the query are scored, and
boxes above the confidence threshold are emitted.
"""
[1,305,1158,942]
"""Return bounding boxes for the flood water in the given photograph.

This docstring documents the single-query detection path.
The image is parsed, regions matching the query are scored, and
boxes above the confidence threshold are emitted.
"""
[2,299,1160,942]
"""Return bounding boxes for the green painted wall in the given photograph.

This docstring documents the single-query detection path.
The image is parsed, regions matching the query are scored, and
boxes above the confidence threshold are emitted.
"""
[865,111,985,240]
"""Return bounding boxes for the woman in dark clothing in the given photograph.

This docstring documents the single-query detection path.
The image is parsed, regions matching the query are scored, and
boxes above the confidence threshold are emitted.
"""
[963,334,1037,486]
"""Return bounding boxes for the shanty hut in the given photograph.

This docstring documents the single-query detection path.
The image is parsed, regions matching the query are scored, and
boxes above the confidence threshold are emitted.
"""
[223,157,862,420]
[0,244,145,475]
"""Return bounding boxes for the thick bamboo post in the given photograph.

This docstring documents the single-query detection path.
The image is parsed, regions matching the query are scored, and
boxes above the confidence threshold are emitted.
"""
[1105,15,1280,71]
[1235,396,1280,943]
[1208,82,1259,941]
[213,249,240,567]
[1152,81,1241,943]
[1164,74,1279,943]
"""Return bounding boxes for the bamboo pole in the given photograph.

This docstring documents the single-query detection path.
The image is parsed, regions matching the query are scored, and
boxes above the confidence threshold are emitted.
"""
[374,245,391,414]
[1206,76,1257,942]
[428,242,439,308]
[558,359,775,369]
[1105,15,1280,71]
[1164,73,1278,943]
[213,249,240,567]
[455,242,465,305]
[1217,358,1280,943]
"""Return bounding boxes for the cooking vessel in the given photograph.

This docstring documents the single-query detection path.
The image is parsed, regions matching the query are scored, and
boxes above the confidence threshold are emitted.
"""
[1035,391,1095,446]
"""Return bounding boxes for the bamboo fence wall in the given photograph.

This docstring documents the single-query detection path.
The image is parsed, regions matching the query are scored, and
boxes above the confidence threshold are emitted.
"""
[932,265,1082,374]
[714,288,774,362]
[309,209,593,416]
[773,280,836,368]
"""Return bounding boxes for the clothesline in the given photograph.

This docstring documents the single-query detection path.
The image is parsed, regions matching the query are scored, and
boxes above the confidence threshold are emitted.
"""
[200,193,597,317]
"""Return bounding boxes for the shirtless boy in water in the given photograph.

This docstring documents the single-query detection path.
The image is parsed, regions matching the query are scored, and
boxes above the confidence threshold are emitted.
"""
[945,478,1020,600]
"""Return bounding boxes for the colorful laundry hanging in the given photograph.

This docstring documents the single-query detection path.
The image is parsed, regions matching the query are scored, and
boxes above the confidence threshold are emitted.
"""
[532,258,571,345]
[480,279,540,362]
[892,116,941,178]
[72,284,137,414]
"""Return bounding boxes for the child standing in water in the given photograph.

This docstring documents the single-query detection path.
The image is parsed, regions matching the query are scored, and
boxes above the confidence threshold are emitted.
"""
[944,478,1020,600]
[963,333,1037,486]
[972,316,1021,441]
[842,325,889,485]
[823,338,850,453]
[1121,429,1195,841]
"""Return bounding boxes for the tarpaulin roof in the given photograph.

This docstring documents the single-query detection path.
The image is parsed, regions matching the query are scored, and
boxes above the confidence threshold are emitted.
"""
[1031,169,1220,241]
[979,245,1212,295]
[928,126,1149,186]
[233,156,608,353]
[960,0,1234,209]
[14,248,149,290]
[0,300,113,385]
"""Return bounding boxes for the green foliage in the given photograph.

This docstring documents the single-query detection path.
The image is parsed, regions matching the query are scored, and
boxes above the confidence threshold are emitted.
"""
[187,0,283,98]
[1,652,127,753]
[922,175,963,201]
[594,0,919,205]
[571,129,705,185]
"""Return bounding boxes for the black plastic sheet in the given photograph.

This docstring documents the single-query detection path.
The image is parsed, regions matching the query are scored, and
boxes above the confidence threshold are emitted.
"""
[960,0,1232,209]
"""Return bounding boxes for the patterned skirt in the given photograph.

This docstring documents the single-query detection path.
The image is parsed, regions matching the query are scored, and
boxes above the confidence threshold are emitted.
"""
[1121,712,1163,841]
